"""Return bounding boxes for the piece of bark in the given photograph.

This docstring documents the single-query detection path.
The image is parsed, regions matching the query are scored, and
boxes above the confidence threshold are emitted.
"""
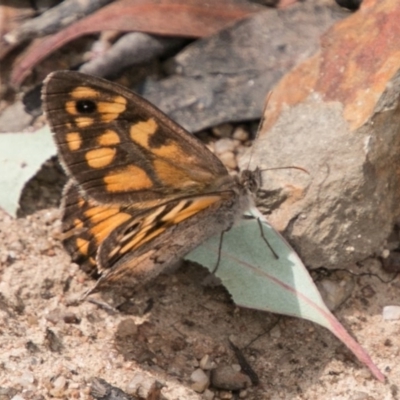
[10,0,263,86]
[91,377,162,400]
[240,0,400,270]
[91,378,133,400]
[141,1,348,132]
[79,32,186,77]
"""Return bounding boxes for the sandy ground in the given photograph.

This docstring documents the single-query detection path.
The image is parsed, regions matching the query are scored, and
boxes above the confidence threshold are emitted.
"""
[0,200,399,399]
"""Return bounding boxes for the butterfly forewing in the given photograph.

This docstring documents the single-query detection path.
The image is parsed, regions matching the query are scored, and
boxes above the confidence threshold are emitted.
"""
[43,71,229,206]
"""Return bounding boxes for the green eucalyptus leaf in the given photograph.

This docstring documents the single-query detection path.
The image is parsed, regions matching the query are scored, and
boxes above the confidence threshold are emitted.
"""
[0,125,56,216]
[185,210,384,382]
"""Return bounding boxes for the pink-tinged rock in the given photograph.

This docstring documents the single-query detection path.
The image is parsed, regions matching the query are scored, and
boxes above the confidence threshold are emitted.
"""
[242,0,400,269]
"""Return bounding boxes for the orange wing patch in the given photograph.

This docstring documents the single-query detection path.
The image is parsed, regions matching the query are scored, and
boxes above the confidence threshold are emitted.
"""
[71,86,100,99]
[98,130,120,146]
[152,141,187,161]
[104,165,153,192]
[76,237,90,256]
[65,101,80,115]
[89,211,132,245]
[163,196,220,224]
[130,118,191,164]
[130,118,158,148]
[110,196,221,259]
[76,117,94,128]
[73,218,84,229]
[85,148,116,169]
[98,96,127,122]
[153,159,196,188]
[84,206,120,223]
[120,227,166,255]
[66,132,82,151]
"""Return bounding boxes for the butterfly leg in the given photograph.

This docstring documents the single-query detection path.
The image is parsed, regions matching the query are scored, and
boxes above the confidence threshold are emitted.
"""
[211,229,229,274]
[256,217,279,260]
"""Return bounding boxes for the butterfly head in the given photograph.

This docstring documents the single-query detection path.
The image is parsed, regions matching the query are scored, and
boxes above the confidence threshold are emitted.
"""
[239,168,261,194]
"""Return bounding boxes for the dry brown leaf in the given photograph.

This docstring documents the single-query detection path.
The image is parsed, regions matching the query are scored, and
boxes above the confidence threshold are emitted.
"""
[10,0,263,86]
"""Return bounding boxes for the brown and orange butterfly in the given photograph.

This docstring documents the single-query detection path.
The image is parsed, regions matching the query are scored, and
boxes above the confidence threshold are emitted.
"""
[42,71,257,292]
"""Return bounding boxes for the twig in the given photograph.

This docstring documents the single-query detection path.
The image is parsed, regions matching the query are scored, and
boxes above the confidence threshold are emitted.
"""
[80,32,185,77]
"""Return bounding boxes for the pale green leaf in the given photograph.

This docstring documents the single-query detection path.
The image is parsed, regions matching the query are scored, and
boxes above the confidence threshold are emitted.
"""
[185,209,384,381]
[0,125,56,216]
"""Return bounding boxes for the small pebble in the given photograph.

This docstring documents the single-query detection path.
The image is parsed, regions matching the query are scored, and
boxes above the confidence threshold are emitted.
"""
[126,372,154,394]
[203,389,215,400]
[25,340,39,353]
[231,364,241,372]
[63,312,80,324]
[219,152,237,170]
[44,328,63,352]
[317,275,354,311]
[8,240,23,252]
[37,238,52,252]
[211,365,251,391]
[11,396,25,400]
[45,309,62,324]
[381,249,390,258]
[212,123,233,138]
[239,389,248,398]
[349,391,370,400]
[219,391,233,399]
[382,305,400,320]
[200,354,213,370]
[232,126,249,142]
[18,371,34,387]
[53,375,66,390]
[214,138,236,155]
[190,368,209,393]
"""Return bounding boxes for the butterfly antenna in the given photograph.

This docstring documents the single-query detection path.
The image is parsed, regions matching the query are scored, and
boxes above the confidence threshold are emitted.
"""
[259,165,310,175]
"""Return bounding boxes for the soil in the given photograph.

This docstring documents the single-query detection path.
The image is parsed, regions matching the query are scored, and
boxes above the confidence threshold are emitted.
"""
[0,178,399,399]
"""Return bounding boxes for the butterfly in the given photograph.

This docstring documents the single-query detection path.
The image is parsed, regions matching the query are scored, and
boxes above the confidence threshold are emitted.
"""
[42,71,259,292]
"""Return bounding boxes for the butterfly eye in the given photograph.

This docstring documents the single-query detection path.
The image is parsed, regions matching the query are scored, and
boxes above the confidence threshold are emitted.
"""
[75,99,97,114]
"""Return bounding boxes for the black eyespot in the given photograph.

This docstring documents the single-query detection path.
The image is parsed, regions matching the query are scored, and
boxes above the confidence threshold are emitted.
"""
[75,100,97,114]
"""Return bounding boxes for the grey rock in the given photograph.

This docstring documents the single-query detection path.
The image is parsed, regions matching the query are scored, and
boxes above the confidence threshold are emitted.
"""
[142,2,346,132]
[242,90,400,269]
